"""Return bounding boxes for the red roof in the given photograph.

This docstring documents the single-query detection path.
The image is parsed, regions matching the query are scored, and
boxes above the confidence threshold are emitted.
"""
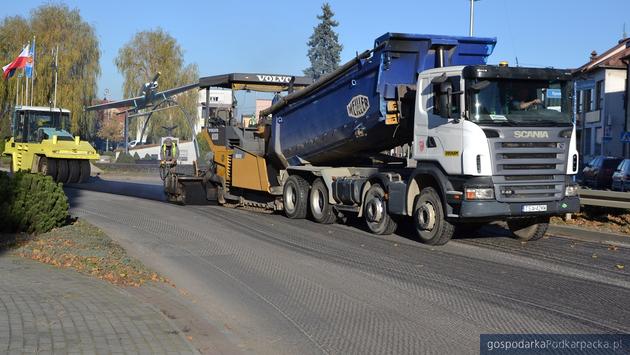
[575,38,630,73]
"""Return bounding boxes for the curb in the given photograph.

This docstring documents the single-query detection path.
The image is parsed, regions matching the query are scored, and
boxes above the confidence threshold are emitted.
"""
[548,224,630,246]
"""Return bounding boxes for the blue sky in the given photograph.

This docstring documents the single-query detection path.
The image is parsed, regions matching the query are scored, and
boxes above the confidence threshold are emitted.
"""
[3,0,628,100]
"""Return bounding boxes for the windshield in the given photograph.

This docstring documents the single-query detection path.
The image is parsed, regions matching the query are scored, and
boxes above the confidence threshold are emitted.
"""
[467,79,572,126]
[26,110,73,142]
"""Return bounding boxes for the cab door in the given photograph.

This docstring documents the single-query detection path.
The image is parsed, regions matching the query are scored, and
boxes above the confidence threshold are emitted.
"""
[414,73,464,175]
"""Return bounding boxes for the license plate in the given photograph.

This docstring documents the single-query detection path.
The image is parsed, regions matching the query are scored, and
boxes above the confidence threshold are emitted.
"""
[522,204,548,212]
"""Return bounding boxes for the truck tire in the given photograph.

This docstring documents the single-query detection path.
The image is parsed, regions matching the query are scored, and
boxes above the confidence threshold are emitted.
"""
[507,217,549,241]
[78,160,91,183]
[309,178,336,224]
[363,184,397,235]
[67,159,81,183]
[283,175,309,219]
[38,156,58,180]
[56,159,69,183]
[413,187,454,245]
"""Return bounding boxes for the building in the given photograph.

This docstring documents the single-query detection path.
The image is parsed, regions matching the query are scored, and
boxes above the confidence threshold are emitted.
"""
[573,38,630,161]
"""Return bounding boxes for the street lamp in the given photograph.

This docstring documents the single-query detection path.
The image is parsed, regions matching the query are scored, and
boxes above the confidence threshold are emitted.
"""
[469,0,480,36]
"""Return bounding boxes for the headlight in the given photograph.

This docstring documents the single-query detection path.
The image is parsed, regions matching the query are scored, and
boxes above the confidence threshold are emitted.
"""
[465,187,495,200]
[565,185,578,197]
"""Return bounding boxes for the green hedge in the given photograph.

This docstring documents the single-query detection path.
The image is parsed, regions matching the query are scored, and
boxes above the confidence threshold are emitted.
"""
[116,153,136,164]
[0,171,69,234]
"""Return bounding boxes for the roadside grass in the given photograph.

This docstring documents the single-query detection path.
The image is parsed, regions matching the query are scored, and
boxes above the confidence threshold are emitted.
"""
[1,219,169,287]
[552,206,630,235]
[0,155,10,166]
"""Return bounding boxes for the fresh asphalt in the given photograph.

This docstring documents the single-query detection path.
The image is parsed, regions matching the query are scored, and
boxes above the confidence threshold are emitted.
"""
[65,176,630,355]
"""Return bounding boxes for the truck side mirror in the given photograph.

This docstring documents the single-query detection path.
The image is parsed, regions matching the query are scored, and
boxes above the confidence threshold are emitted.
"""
[438,81,452,119]
[470,80,490,92]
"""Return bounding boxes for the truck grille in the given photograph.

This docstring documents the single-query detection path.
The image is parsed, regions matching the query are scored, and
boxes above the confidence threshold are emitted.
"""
[488,132,569,203]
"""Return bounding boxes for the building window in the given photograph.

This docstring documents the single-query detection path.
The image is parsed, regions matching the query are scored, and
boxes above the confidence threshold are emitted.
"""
[576,90,582,113]
[595,80,603,110]
[583,89,592,112]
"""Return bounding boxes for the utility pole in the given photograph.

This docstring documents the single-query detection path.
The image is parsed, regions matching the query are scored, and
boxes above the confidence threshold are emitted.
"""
[53,45,59,108]
[469,0,480,36]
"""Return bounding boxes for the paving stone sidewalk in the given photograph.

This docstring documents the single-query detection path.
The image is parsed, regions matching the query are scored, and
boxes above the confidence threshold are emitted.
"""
[0,255,198,354]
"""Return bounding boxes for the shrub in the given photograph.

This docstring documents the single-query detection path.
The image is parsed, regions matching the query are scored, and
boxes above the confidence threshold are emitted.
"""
[116,153,136,164]
[0,171,68,234]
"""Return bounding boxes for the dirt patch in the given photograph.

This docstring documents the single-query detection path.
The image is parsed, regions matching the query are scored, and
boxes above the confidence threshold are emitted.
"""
[2,219,170,286]
[552,206,630,236]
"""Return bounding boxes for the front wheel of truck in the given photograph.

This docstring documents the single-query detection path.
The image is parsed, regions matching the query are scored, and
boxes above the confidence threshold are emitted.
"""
[413,187,454,245]
[507,216,550,241]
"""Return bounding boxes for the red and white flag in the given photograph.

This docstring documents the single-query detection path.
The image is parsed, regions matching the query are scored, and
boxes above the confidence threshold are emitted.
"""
[2,44,30,79]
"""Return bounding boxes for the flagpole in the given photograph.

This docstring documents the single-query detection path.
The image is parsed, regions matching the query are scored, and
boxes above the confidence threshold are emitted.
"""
[30,36,35,106]
[15,73,19,106]
[25,55,29,106]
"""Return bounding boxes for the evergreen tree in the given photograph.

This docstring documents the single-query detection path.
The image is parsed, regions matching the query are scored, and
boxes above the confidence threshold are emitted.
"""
[304,3,343,81]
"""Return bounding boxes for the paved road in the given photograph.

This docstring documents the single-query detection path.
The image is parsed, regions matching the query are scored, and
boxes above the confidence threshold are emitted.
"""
[0,255,196,354]
[66,177,630,354]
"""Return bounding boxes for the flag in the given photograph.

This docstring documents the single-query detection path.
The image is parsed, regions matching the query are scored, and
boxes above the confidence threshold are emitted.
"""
[2,44,30,79]
[25,40,34,79]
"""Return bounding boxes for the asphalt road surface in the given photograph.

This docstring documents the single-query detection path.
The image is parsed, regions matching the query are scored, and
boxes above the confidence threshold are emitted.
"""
[66,177,630,354]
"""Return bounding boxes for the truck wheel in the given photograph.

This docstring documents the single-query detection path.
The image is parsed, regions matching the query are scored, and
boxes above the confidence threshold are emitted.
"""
[364,184,397,235]
[67,159,81,183]
[413,187,454,245]
[507,217,549,241]
[309,178,336,224]
[283,175,309,219]
[78,160,91,183]
[56,159,69,183]
[38,157,58,180]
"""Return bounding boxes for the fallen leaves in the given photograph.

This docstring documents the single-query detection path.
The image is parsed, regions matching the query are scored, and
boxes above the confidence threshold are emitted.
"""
[8,219,167,287]
[616,264,625,270]
[551,209,630,236]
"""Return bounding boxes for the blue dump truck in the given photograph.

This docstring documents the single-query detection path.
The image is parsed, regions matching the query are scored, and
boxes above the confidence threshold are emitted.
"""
[172,33,580,245]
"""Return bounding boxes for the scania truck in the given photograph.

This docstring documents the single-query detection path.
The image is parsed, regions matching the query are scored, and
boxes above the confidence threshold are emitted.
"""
[167,33,580,245]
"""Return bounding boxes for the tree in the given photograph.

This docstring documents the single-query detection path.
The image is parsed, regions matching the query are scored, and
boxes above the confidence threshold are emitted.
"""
[115,28,198,143]
[0,4,101,139]
[0,16,32,138]
[304,3,343,81]
[96,108,123,150]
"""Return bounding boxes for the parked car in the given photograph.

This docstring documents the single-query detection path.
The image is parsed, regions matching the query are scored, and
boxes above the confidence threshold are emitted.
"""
[612,159,630,192]
[582,156,624,189]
